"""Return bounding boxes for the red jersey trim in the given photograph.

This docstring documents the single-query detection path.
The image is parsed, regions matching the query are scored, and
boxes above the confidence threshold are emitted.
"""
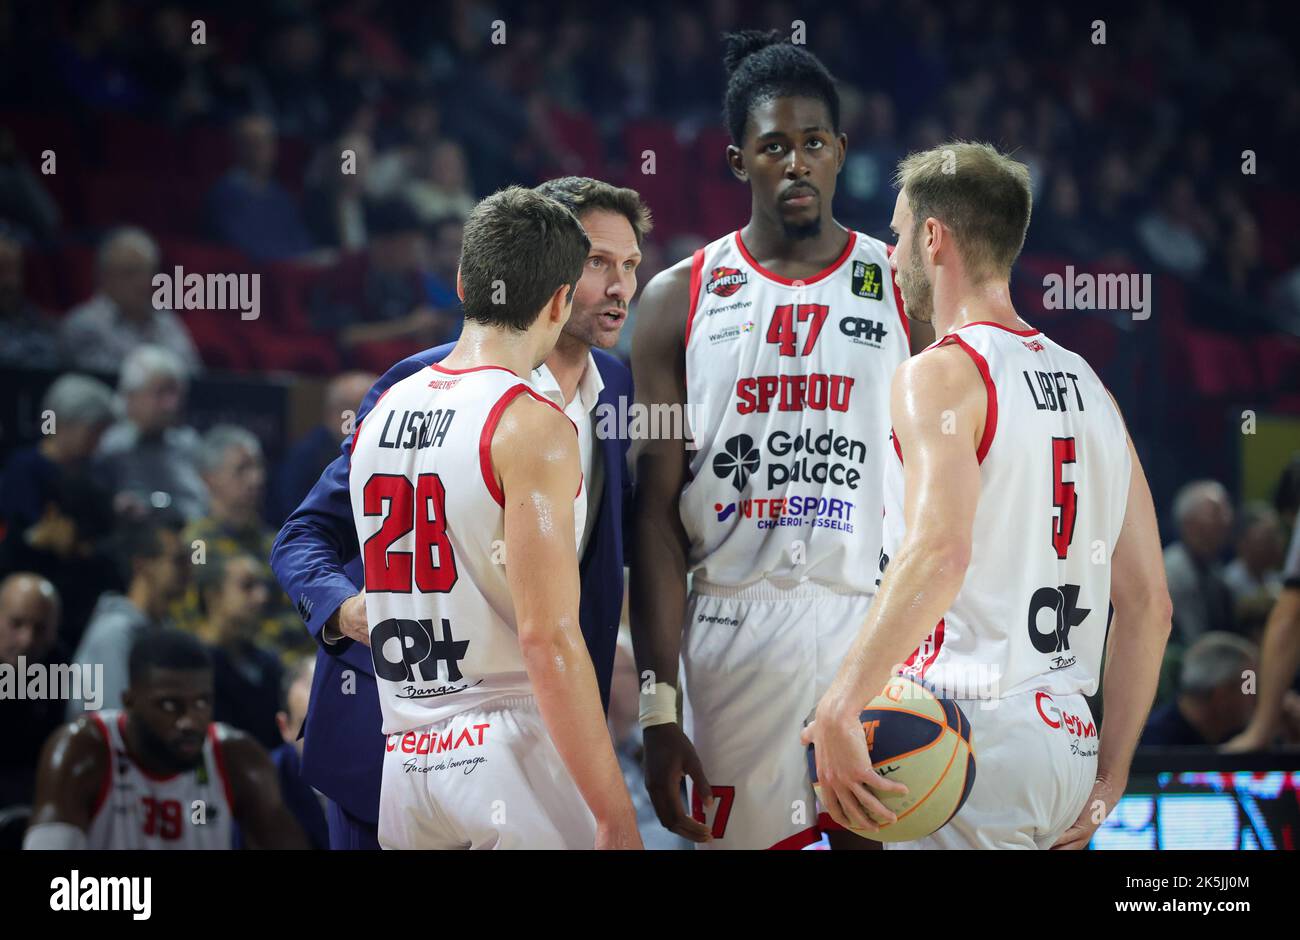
[428,363,519,377]
[902,617,947,679]
[86,711,114,820]
[348,386,392,464]
[955,320,1039,337]
[885,245,911,344]
[118,711,180,782]
[478,385,578,507]
[890,428,904,465]
[733,229,858,287]
[208,723,237,818]
[769,824,824,850]
[683,248,705,348]
[943,335,998,464]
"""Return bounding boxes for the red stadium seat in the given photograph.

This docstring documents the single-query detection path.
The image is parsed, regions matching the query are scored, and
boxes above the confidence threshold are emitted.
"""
[545,107,606,180]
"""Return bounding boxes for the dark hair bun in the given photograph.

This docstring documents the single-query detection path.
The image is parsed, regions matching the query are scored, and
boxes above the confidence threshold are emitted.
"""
[722,29,785,75]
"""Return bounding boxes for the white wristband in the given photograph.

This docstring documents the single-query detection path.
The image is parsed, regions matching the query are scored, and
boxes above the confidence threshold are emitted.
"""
[638,682,678,729]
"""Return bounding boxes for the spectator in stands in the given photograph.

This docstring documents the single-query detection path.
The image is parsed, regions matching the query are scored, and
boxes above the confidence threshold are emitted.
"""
[175,425,306,656]
[1272,454,1300,533]
[422,215,462,310]
[1136,174,1213,277]
[196,552,283,751]
[270,371,376,525]
[66,509,188,716]
[0,229,60,369]
[50,0,145,111]
[0,374,115,530]
[368,87,441,198]
[206,114,314,261]
[59,227,202,375]
[95,345,208,522]
[268,657,329,849]
[303,131,374,251]
[1164,480,1236,644]
[0,130,61,243]
[1224,502,1286,639]
[1140,633,1260,746]
[1225,520,1300,752]
[404,140,476,224]
[0,573,66,810]
[0,473,119,651]
[310,198,456,365]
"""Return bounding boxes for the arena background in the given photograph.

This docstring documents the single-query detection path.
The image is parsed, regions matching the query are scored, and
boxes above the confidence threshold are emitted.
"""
[1,0,1298,852]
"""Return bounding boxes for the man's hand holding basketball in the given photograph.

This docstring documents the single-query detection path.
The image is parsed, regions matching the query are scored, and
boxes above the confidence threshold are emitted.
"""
[802,697,907,833]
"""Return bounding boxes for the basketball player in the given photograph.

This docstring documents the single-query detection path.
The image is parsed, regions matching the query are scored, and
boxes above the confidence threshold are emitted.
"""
[24,630,308,849]
[805,142,1172,849]
[348,187,640,850]
[630,31,929,850]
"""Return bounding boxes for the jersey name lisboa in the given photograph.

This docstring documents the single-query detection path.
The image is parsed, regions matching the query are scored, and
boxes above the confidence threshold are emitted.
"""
[349,364,582,733]
[85,710,236,850]
[883,322,1131,699]
[680,229,910,592]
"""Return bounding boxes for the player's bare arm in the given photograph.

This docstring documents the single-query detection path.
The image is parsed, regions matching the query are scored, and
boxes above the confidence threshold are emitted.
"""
[23,719,108,848]
[218,727,310,849]
[495,395,642,850]
[805,345,985,831]
[1052,415,1171,849]
[1224,586,1300,752]
[628,256,714,843]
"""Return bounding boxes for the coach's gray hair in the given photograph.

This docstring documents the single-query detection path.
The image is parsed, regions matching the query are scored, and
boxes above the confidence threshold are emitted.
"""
[118,344,189,395]
[1179,632,1257,697]
[41,373,115,427]
[1172,480,1230,527]
[197,424,262,476]
[97,226,159,274]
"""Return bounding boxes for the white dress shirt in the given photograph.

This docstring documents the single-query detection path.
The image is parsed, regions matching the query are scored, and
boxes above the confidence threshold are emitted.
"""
[532,354,605,558]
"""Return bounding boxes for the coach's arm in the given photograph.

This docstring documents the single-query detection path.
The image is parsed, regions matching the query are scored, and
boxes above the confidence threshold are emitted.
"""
[270,352,437,656]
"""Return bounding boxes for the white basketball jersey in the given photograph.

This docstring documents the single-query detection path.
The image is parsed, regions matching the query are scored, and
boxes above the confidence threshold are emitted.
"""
[85,710,236,850]
[882,322,1131,699]
[349,363,583,734]
[680,229,910,592]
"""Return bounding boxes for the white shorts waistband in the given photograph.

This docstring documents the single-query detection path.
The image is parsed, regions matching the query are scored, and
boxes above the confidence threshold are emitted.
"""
[691,577,872,602]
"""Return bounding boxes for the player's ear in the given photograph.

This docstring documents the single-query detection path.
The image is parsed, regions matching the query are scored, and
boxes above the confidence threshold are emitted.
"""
[726,144,747,182]
[455,265,464,302]
[546,282,571,325]
[835,132,848,172]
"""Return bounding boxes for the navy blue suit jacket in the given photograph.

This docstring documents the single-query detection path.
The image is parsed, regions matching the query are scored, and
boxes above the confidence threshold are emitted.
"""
[270,345,633,824]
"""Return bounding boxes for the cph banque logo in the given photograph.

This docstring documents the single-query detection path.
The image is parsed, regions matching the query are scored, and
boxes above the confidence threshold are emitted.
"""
[152,266,261,320]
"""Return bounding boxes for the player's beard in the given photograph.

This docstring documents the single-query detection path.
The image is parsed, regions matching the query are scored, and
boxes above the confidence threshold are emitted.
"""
[780,216,822,242]
[898,244,935,323]
[134,717,206,773]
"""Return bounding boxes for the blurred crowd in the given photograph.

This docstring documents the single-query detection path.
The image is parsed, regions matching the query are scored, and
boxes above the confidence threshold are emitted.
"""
[1,0,1299,846]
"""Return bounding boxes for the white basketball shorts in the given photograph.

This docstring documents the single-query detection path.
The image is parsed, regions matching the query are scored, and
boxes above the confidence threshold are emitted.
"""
[378,695,596,850]
[887,687,1099,850]
[681,579,871,850]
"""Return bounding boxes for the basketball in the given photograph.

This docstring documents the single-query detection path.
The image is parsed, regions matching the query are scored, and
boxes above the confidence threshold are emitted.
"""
[808,676,976,843]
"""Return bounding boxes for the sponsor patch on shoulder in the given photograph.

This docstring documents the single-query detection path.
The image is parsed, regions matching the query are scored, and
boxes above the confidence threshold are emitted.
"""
[706,266,748,297]
[850,260,884,300]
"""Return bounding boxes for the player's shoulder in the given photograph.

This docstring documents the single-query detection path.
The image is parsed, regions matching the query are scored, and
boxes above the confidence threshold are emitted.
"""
[891,339,984,404]
[851,229,893,261]
[495,388,574,445]
[642,252,698,304]
[42,715,110,774]
[210,723,270,769]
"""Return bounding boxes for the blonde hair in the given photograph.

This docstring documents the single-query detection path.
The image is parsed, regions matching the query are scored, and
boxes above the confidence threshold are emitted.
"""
[894,141,1032,280]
